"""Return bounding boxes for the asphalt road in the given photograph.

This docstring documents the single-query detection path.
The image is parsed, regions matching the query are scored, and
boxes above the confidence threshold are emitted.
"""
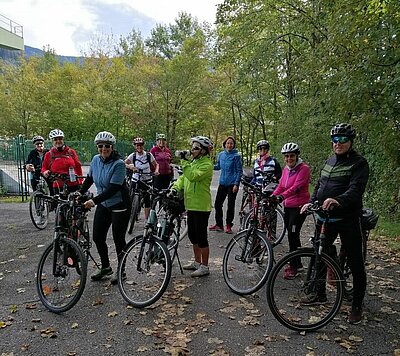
[0,171,399,355]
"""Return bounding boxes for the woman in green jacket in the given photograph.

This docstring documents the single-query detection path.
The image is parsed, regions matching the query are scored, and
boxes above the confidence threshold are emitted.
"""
[172,136,213,277]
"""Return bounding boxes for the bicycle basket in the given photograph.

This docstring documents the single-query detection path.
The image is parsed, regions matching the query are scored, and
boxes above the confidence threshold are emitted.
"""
[242,169,253,183]
[361,208,379,230]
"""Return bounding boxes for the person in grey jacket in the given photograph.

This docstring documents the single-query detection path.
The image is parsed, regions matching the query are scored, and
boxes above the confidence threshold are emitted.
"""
[209,136,242,234]
[79,131,130,284]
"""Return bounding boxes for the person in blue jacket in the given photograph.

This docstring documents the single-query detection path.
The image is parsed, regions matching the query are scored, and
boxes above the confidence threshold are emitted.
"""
[209,136,242,234]
[79,131,130,285]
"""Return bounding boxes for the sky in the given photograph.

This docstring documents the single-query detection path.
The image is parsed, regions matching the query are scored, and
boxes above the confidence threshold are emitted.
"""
[0,0,222,56]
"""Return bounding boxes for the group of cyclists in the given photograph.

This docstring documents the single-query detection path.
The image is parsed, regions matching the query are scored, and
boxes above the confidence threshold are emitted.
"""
[26,122,369,325]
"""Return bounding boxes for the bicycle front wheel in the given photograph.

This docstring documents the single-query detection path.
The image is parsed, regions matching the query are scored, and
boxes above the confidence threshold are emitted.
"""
[118,235,172,308]
[266,249,344,332]
[36,236,87,313]
[128,195,140,234]
[242,207,286,247]
[29,190,49,230]
[223,229,273,295]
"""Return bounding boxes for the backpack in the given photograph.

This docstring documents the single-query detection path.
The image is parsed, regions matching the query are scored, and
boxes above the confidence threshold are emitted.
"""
[131,152,156,172]
[49,148,74,170]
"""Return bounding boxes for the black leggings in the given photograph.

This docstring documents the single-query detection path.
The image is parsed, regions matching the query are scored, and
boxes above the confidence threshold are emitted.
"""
[284,207,307,268]
[92,203,129,268]
[187,210,211,248]
[214,184,238,227]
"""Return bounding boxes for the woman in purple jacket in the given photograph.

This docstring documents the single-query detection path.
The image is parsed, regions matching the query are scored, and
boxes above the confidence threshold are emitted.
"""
[271,142,310,280]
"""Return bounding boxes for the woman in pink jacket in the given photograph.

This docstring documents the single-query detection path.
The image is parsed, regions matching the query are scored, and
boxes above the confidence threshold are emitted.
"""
[271,142,310,280]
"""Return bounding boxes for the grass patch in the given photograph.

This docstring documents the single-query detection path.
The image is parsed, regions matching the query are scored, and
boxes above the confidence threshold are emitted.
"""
[0,196,25,203]
[371,218,400,251]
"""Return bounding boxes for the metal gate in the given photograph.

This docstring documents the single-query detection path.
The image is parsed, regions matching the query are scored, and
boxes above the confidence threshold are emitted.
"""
[0,134,30,201]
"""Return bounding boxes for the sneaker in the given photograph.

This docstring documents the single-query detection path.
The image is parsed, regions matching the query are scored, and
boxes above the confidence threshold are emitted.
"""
[91,266,113,281]
[182,261,201,271]
[348,307,363,324]
[191,264,210,277]
[209,224,224,232]
[225,225,233,234]
[110,271,127,285]
[300,294,328,305]
[284,266,298,280]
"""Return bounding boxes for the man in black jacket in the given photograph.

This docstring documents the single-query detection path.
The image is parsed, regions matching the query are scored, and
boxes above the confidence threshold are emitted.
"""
[25,135,52,194]
[301,123,369,325]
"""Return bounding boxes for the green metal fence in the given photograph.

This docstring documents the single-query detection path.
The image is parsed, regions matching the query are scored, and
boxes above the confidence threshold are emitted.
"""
[0,135,155,199]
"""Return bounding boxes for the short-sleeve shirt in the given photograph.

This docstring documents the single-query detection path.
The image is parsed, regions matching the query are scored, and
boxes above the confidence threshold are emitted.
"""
[127,151,155,182]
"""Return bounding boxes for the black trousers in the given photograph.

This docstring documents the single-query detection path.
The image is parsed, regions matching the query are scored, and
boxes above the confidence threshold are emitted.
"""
[92,203,129,268]
[321,218,366,309]
[284,207,307,268]
[214,184,238,227]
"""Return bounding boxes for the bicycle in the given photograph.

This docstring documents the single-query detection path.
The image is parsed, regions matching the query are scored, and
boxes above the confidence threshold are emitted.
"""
[223,179,274,295]
[155,189,187,264]
[117,183,172,308]
[29,172,51,229]
[29,172,84,230]
[36,191,98,313]
[126,169,152,234]
[238,172,286,246]
[266,202,347,331]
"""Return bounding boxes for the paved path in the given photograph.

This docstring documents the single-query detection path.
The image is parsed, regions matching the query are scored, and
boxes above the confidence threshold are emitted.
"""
[0,172,399,355]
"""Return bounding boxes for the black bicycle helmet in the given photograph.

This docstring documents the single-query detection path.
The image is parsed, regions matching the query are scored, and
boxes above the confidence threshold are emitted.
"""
[256,139,270,150]
[330,123,356,139]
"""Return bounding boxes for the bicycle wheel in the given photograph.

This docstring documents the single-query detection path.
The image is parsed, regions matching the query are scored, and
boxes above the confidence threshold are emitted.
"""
[223,229,274,295]
[128,194,140,234]
[29,190,49,230]
[118,235,172,308]
[36,235,87,313]
[242,206,286,246]
[266,249,344,332]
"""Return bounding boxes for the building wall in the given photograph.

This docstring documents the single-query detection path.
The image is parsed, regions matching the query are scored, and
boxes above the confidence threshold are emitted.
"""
[0,27,24,50]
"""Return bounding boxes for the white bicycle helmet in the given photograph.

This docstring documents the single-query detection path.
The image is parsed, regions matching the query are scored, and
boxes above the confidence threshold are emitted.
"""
[156,133,166,140]
[48,129,64,140]
[94,131,116,144]
[133,137,145,145]
[281,142,300,154]
[191,136,213,152]
[32,135,44,144]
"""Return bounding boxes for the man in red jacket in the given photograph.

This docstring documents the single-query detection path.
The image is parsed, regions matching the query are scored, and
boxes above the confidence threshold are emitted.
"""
[42,128,82,194]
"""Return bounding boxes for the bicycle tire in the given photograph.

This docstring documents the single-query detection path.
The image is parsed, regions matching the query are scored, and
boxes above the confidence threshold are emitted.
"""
[36,235,87,313]
[222,229,274,295]
[118,235,172,308]
[242,206,286,246]
[266,248,344,332]
[128,194,141,234]
[29,190,49,230]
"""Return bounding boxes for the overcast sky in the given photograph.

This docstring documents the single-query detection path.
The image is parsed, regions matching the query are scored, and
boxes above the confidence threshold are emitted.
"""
[1,0,222,56]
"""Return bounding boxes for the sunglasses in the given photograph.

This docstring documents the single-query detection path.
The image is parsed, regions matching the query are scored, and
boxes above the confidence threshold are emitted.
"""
[284,153,296,158]
[53,137,63,141]
[135,144,144,147]
[332,136,350,144]
[97,144,112,149]
[35,143,44,146]
[259,147,268,150]
[191,146,201,151]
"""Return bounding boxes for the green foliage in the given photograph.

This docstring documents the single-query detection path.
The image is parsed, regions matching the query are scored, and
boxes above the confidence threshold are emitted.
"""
[0,4,398,221]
